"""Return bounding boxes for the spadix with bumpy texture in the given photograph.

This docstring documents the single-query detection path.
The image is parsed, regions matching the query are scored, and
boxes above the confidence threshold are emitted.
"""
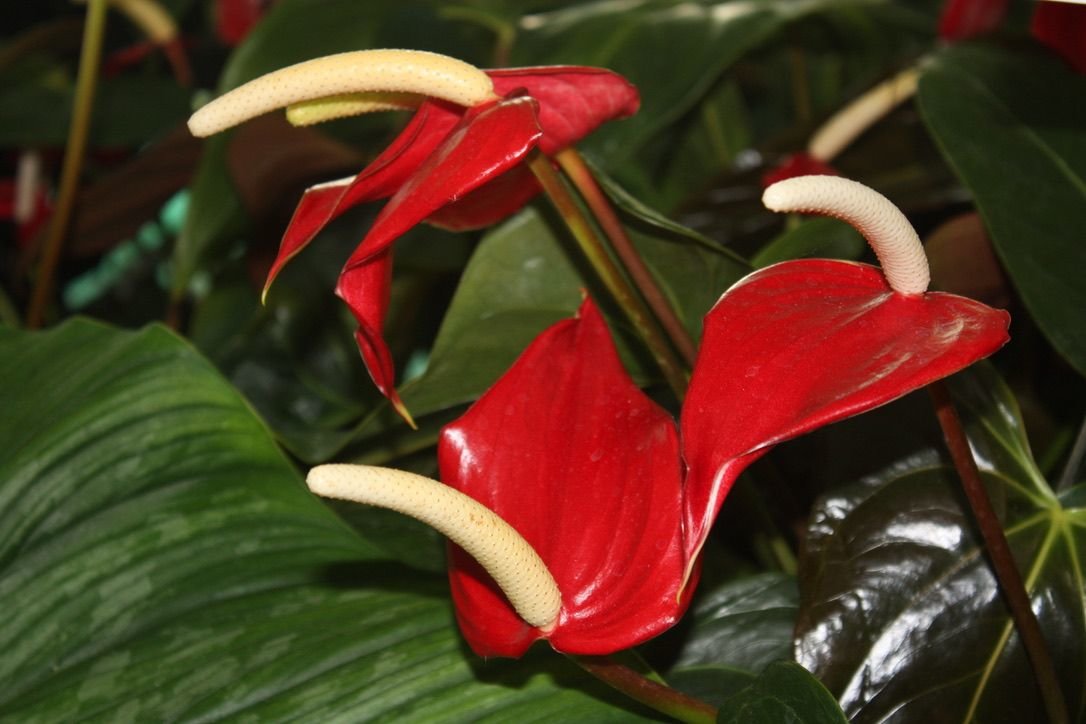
[187,49,497,136]
[763,175,929,295]
[308,465,561,631]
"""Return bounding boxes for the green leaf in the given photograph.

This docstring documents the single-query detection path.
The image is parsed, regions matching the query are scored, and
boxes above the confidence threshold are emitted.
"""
[752,217,866,268]
[715,661,848,723]
[794,364,1086,721]
[918,43,1086,376]
[0,320,653,721]
[674,573,799,673]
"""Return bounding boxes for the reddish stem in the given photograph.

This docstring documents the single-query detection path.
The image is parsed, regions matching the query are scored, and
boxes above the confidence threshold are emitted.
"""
[556,148,698,368]
[573,656,717,723]
[928,381,1068,724]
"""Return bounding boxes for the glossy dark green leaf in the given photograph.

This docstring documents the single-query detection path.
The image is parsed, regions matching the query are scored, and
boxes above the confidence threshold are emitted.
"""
[715,661,848,724]
[918,43,1086,376]
[673,573,798,672]
[0,320,653,721]
[795,364,1086,722]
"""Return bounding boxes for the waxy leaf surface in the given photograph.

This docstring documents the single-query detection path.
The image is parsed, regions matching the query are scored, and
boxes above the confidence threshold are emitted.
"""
[681,259,1010,563]
[918,44,1086,376]
[439,300,694,657]
[795,365,1086,722]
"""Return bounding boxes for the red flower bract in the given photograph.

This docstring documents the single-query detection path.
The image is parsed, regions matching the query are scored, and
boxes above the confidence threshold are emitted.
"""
[439,299,695,658]
[262,66,639,422]
[680,259,1010,564]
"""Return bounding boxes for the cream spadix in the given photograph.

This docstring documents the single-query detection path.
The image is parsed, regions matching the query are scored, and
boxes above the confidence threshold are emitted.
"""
[307,464,561,631]
[188,49,497,137]
[762,175,930,295]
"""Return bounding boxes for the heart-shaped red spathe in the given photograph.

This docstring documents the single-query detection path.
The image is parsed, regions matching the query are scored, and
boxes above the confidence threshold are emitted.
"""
[680,259,1011,564]
[438,299,695,658]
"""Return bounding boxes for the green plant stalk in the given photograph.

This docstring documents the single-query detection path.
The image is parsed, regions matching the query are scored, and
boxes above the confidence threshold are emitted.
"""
[928,380,1069,724]
[528,153,688,399]
[556,149,698,368]
[572,656,717,723]
[1057,413,1086,492]
[25,0,109,329]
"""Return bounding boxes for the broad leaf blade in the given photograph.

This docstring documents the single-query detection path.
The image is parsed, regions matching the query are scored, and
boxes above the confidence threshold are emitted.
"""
[716,661,848,724]
[794,365,1086,722]
[0,320,652,721]
[918,43,1086,376]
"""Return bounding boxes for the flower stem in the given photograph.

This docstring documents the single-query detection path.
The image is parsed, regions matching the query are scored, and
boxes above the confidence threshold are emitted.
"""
[25,0,109,328]
[928,380,1069,724]
[572,656,716,724]
[528,152,688,399]
[555,149,698,368]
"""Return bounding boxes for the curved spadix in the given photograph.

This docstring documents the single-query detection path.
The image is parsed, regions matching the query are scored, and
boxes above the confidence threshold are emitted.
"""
[763,175,930,295]
[307,464,561,632]
[188,49,496,137]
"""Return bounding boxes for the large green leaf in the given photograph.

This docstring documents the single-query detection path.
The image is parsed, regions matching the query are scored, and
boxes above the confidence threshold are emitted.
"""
[794,364,1086,722]
[0,320,654,721]
[715,662,848,724]
[918,43,1086,376]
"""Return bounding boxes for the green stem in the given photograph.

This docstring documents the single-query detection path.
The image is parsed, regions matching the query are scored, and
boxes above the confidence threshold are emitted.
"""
[928,381,1068,724]
[25,0,109,328]
[555,149,698,368]
[528,153,688,399]
[572,656,716,724]
[1057,412,1086,492]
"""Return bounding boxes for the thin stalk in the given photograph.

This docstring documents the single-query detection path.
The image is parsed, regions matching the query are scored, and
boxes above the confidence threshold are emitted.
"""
[556,149,698,368]
[573,656,716,724]
[528,153,688,399]
[928,381,1069,724]
[1057,412,1086,492]
[25,0,109,328]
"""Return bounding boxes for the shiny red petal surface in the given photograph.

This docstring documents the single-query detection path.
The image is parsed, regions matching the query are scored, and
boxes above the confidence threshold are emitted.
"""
[680,260,1010,563]
[426,164,541,231]
[439,299,694,658]
[1031,1,1086,75]
[263,99,463,295]
[937,0,1008,41]
[489,67,639,154]
[335,98,543,419]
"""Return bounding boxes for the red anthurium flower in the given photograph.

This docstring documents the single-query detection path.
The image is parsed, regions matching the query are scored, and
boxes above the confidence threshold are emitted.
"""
[188,51,639,424]
[680,175,1009,568]
[439,299,695,657]
[306,176,1009,658]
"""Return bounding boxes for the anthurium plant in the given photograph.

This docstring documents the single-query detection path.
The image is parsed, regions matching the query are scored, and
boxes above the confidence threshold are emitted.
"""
[1,1,1084,722]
